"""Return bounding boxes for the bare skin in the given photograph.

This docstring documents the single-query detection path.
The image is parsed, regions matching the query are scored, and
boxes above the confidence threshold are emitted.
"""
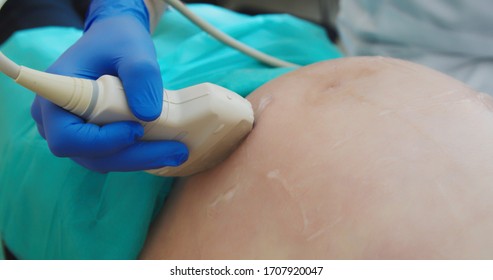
[140,57,493,259]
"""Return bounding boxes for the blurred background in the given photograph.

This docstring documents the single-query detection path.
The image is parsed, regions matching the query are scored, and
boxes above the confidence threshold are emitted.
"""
[0,0,340,44]
[183,0,340,42]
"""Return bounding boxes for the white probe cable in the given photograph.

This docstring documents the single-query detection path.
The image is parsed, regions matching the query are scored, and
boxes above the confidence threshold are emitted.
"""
[0,0,300,72]
[1,0,301,80]
[163,0,301,68]
[0,51,20,79]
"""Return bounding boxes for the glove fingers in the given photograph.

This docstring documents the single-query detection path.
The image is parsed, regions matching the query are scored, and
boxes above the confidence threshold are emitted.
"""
[40,99,144,158]
[118,55,163,122]
[31,97,46,139]
[73,141,189,173]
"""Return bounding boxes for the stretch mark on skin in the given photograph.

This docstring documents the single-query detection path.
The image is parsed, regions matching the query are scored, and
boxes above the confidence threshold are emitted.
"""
[478,92,493,112]
[379,109,394,116]
[306,216,343,242]
[267,169,289,189]
[256,95,273,116]
[267,169,311,233]
[327,133,362,151]
[207,184,241,217]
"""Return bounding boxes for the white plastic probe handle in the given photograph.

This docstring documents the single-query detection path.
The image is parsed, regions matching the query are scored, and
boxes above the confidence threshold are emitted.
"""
[15,67,95,116]
[13,70,254,177]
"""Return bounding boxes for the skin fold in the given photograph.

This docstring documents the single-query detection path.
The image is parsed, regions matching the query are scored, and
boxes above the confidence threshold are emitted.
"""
[140,57,493,259]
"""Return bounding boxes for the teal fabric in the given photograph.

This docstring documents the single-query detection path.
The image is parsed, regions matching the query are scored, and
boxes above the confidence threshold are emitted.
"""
[0,238,4,260]
[0,4,342,259]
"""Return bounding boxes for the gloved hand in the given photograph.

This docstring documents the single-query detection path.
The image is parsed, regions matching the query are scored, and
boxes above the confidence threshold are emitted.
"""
[31,0,189,172]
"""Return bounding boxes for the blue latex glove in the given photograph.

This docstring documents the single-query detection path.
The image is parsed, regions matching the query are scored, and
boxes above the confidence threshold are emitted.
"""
[30,0,189,172]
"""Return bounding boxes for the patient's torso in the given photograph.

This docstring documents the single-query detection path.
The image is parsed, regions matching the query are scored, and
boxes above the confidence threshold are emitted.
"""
[141,57,493,259]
